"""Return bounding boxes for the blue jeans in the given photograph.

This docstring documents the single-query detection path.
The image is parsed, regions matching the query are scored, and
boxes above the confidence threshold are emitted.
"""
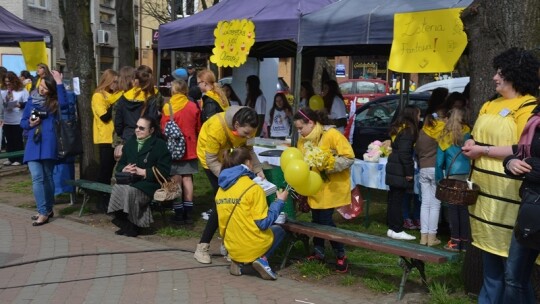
[263,225,286,259]
[312,208,345,256]
[478,250,506,304]
[502,233,538,304]
[28,160,56,215]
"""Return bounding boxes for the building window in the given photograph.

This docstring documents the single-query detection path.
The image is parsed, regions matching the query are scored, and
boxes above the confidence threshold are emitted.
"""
[99,46,115,72]
[100,12,115,24]
[99,0,115,9]
[28,0,48,9]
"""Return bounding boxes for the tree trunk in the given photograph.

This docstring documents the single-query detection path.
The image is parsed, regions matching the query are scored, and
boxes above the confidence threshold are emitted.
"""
[60,0,98,180]
[312,57,335,95]
[460,0,540,297]
[116,0,136,68]
[461,0,540,120]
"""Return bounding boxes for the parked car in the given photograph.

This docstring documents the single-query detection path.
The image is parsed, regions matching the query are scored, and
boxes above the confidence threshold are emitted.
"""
[415,77,469,94]
[351,93,430,158]
[338,79,389,111]
[218,76,290,94]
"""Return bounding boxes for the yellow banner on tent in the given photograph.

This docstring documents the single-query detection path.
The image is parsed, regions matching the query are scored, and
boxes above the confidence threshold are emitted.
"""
[388,8,467,73]
[210,19,255,67]
[19,41,48,71]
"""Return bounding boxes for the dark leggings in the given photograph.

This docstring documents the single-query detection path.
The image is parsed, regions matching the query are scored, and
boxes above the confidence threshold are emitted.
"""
[447,204,470,240]
[387,186,406,233]
[97,144,115,184]
[4,124,24,163]
[311,208,344,255]
[199,169,219,243]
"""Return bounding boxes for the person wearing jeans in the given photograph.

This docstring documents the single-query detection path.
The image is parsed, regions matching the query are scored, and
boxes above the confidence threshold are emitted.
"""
[20,70,67,226]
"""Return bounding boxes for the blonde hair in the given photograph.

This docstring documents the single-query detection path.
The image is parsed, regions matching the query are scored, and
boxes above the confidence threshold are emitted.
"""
[171,79,188,95]
[198,69,228,105]
[117,66,135,91]
[439,108,467,146]
[95,69,118,94]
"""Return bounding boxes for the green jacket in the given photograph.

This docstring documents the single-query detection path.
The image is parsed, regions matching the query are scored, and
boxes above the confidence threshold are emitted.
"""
[117,134,171,197]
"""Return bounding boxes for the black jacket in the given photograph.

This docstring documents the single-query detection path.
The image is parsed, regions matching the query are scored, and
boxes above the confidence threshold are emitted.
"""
[201,95,224,124]
[385,129,416,189]
[114,93,162,142]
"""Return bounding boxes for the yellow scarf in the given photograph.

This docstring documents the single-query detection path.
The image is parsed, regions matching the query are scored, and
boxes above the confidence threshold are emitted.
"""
[163,94,189,116]
[301,123,324,145]
[390,124,406,142]
[438,125,471,151]
[123,87,156,102]
[205,90,229,111]
[422,119,445,139]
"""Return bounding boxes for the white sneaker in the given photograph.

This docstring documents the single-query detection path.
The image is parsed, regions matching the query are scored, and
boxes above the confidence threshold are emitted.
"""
[274,212,287,224]
[387,229,416,240]
[3,160,11,166]
[11,162,21,166]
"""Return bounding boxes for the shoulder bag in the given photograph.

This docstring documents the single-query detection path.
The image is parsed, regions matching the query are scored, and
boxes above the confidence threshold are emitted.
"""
[55,95,83,159]
[153,166,182,202]
[514,187,540,250]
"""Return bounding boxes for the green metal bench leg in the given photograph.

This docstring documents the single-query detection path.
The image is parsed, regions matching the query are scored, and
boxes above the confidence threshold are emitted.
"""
[397,257,427,300]
[280,237,297,270]
[79,191,89,217]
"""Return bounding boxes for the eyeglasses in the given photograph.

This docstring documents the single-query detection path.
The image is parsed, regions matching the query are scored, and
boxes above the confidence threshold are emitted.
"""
[135,125,147,131]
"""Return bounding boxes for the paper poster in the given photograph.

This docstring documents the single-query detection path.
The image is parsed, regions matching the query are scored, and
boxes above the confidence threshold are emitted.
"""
[210,19,255,67]
[388,8,467,73]
[19,41,48,70]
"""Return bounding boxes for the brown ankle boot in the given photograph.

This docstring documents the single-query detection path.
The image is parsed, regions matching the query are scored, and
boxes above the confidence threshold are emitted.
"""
[420,233,428,245]
[427,234,441,246]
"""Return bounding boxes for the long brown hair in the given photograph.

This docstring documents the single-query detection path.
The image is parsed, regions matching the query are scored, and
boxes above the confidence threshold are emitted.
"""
[198,69,228,105]
[322,80,344,113]
[95,69,118,95]
[42,75,59,113]
[5,71,24,91]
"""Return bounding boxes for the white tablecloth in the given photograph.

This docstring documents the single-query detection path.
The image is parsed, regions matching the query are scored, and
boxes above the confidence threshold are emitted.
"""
[350,158,420,193]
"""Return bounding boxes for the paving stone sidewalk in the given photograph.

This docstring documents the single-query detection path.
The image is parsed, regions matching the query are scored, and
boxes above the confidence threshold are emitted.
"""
[0,204,426,304]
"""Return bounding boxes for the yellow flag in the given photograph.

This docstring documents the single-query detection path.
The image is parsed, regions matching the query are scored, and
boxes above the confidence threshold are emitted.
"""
[210,19,255,68]
[19,41,48,71]
[388,8,467,73]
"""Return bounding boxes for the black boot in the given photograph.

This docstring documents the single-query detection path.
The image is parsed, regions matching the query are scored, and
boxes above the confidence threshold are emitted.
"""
[123,221,139,237]
[112,211,128,235]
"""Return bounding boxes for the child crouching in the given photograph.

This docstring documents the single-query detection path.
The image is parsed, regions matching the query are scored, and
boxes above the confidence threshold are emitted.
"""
[216,147,288,280]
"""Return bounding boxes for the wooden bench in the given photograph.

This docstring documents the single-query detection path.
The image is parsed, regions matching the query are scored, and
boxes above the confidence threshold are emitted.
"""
[65,179,172,219]
[280,219,460,300]
[0,150,25,161]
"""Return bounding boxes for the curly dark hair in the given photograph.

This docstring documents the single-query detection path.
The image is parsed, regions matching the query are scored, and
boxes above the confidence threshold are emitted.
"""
[492,47,540,96]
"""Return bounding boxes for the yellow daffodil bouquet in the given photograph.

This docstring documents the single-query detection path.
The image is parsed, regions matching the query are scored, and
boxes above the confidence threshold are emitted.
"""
[303,141,335,181]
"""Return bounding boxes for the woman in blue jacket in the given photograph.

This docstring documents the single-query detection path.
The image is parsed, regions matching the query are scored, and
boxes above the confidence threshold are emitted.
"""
[20,70,67,226]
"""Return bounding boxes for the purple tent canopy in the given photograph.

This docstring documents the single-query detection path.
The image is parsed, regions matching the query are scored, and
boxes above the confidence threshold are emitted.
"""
[298,0,472,55]
[0,6,51,47]
[158,0,336,57]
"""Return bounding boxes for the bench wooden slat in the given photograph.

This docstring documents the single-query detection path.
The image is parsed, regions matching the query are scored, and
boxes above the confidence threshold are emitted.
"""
[0,150,25,159]
[65,179,113,193]
[281,219,459,264]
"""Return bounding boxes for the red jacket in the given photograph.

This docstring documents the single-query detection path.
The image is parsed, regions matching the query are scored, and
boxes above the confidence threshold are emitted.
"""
[161,95,201,161]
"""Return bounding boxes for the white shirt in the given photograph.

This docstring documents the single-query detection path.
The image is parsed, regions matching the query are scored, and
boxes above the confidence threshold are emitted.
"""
[329,96,347,133]
[1,89,29,125]
[254,95,266,116]
[269,109,291,138]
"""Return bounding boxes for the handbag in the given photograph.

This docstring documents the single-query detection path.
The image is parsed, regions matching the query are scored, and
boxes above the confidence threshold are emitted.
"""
[514,187,540,250]
[337,185,364,219]
[55,94,83,159]
[152,166,182,202]
[115,172,142,185]
[164,102,186,160]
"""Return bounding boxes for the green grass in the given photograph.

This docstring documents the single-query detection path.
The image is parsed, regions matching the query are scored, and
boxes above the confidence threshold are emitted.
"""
[5,180,32,193]
[156,226,200,238]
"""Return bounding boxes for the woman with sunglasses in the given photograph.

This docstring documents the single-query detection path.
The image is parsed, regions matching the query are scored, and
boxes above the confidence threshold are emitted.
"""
[107,116,171,237]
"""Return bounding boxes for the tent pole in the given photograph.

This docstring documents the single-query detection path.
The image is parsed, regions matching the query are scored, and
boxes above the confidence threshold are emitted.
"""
[291,45,302,146]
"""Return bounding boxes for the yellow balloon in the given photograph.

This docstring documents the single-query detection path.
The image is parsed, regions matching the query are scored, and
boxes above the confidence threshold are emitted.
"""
[280,147,303,170]
[294,171,323,196]
[284,159,310,187]
[309,95,324,110]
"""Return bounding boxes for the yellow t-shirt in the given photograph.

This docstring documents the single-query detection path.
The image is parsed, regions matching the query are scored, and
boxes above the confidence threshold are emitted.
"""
[216,177,273,263]
[91,91,114,144]
[469,94,536,257]
[196,112,251,169]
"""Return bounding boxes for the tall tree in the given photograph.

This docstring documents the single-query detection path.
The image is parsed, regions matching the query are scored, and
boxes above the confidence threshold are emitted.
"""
[116,0,136,68]
[462,0,540,119]
[460,0,540,295]
[59,0,98,179]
